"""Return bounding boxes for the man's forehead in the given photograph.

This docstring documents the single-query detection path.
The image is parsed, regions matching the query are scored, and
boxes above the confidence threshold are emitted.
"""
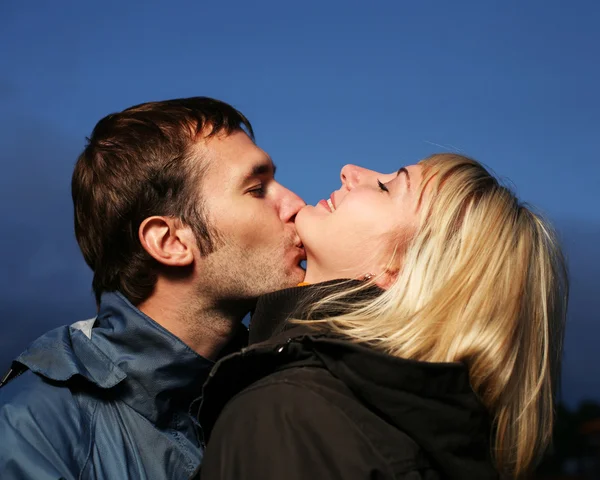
[197,130,275,182]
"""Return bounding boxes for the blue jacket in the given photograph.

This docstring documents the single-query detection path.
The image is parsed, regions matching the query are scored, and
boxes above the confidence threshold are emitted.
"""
[0,292,214,479]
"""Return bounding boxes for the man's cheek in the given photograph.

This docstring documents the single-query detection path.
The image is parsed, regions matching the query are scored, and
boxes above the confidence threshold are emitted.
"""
[239,228,277,249]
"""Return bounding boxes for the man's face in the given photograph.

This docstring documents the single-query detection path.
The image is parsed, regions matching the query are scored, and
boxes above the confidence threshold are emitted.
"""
[193,130,306,304]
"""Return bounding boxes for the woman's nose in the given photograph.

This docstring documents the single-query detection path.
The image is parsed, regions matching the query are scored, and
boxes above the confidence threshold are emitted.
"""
[340,164,363,189]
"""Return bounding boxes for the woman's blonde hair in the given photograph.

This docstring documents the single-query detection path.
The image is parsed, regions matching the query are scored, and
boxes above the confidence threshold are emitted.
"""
[299,153,568,478]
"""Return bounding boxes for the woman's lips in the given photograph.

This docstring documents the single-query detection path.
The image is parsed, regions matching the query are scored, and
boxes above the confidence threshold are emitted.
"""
[317,198,335,212]
[318,199,330,211]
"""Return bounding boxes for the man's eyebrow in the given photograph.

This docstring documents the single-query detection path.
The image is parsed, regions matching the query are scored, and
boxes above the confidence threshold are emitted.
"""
[396,167,410,188]
[246,161,277,178]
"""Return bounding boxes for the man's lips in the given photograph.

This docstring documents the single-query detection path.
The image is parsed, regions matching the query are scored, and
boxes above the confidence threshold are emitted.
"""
[294,244,306,269]
[294,240,306,259]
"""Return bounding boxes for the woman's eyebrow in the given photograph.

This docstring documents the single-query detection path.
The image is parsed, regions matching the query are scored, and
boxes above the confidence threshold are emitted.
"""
[396,167,410,189]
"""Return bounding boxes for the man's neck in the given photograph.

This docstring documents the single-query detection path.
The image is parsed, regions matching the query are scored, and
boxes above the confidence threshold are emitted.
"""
[137,287,247,361]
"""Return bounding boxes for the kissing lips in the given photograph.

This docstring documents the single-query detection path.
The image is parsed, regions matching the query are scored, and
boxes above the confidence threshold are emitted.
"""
[294,242,306,270]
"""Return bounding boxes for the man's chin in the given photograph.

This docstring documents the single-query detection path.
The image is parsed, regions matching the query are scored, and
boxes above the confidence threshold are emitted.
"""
[254,259,306,295]
[292,262,307,284]
[277,265,306,290]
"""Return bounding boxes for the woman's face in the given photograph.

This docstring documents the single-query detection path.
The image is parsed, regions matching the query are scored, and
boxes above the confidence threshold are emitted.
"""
[296,163,424,285]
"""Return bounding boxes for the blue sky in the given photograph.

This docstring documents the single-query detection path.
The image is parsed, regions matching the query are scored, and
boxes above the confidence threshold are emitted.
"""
[1,0,598,406]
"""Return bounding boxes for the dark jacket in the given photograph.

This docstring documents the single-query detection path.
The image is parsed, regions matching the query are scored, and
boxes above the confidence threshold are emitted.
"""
[197,281,499,480]
[0,291,247,480]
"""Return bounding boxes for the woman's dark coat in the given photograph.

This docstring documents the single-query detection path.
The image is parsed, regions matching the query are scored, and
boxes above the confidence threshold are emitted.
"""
[197,282,499,480]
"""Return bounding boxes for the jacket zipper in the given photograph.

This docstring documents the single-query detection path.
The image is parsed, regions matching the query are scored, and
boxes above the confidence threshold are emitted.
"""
[0,366,27,388]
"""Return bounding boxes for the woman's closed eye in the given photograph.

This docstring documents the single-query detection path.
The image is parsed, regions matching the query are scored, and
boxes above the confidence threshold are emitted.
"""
[377,179,389,193]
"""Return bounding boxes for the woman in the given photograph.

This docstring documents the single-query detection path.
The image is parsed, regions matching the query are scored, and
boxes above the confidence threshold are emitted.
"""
[196,154,568,479]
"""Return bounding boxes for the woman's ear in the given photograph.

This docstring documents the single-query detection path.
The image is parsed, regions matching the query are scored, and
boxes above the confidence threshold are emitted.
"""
[374,268,398,290]
[139,216,195,267]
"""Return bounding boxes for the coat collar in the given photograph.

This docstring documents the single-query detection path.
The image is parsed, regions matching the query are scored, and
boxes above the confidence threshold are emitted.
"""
[17,291,217,426]
[248,279,383,344]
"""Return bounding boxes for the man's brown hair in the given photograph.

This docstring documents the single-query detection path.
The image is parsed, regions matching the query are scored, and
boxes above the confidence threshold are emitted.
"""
[72,97,254,305]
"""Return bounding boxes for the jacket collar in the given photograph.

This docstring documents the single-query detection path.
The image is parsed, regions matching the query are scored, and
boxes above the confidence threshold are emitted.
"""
[18,291,217,426]
[249,279,383,344]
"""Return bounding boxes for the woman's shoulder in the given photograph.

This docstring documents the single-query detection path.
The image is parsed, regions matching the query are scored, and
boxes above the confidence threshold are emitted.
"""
[220,365,431,474]
[212,366,376,449]
[225,365,358,418]
[244,363,349,396]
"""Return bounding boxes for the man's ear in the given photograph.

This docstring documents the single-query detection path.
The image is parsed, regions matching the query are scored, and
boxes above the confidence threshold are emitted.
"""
[139,216,195,267]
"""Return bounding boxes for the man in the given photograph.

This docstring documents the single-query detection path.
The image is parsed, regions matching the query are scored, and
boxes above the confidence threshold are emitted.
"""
[0,97,306,479]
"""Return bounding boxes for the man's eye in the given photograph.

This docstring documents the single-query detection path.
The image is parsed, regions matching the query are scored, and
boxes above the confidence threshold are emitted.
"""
[248,185,266,197]
[377,179,389,192]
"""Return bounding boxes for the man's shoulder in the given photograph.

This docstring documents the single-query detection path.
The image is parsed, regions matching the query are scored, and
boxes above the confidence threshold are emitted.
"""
[0,320,103,432]
[0,368,83,426]
[12,319,126,389]
[0,369,94,478]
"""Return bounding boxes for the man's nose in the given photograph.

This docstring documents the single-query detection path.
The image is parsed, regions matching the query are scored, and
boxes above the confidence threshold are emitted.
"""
[340,164,364,190]
[279,187,306,223]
